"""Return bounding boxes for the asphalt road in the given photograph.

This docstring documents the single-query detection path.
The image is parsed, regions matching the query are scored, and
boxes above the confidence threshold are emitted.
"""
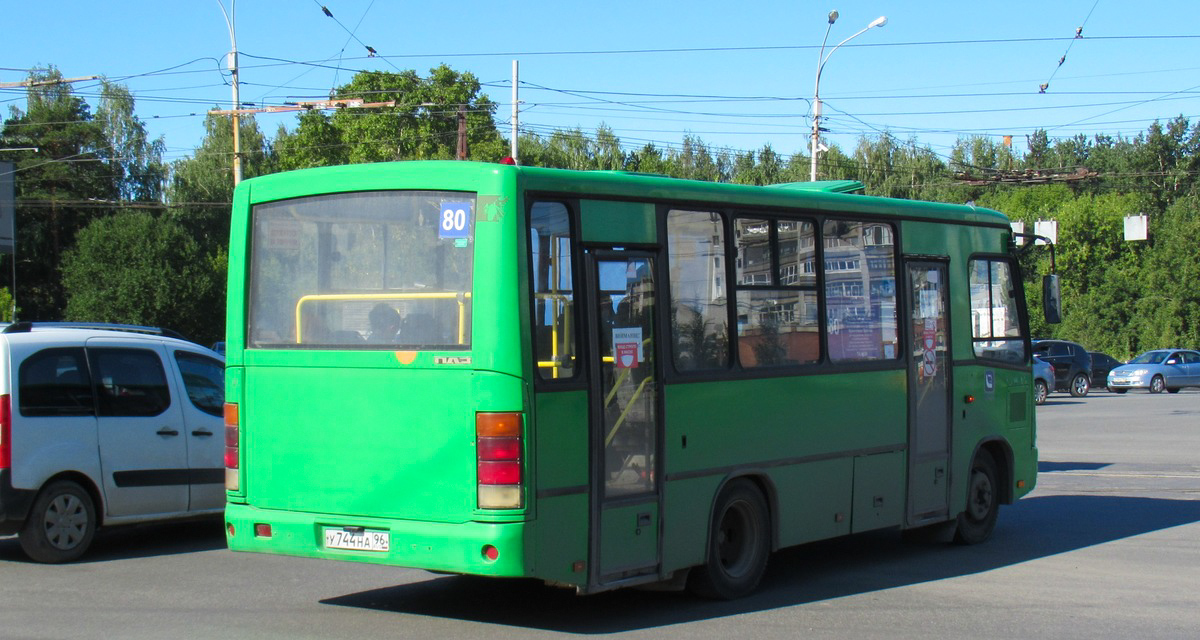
[2,388,1198,639]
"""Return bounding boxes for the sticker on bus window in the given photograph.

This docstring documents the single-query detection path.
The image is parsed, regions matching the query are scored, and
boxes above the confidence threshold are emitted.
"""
[439,201,472,239]
[613,327,643,368]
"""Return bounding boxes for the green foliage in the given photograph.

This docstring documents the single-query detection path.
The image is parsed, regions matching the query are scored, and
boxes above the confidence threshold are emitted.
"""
[272,65,508,169]
[0,287,15,322]
[5,61,1200,358]
[166,113,271,253]
[2,67,113,319]
[61,212,224,345]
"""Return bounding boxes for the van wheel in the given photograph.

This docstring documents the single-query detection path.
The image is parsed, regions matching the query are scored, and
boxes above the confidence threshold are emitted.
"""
[688,479,770,599]
[954,451,999,545]
[19,480,96,563]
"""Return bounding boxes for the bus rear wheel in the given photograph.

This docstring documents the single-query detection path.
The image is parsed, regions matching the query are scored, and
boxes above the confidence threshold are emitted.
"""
[688,479,770,600]
[954,450,999,545]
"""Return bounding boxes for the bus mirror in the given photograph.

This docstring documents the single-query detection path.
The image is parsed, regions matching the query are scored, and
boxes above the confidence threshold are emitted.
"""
[1042,275,1062,324]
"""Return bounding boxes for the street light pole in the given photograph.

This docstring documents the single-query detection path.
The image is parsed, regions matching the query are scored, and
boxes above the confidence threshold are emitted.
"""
[811,12,887,181]
[217,0,242,186]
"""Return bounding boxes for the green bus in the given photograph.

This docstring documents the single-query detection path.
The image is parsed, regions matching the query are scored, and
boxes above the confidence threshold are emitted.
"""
[223,161,1050,599]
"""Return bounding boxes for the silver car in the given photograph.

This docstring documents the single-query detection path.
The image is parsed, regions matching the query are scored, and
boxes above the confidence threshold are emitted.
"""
[1107,349,1200,394]
[1033,355,1054,405]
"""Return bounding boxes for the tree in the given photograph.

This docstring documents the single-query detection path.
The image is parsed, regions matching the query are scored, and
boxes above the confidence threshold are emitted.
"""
[62,212,224,345]
[272,65,508,168]
[1,67,111,320]
[166,113,271,252]
[96,80,167,203]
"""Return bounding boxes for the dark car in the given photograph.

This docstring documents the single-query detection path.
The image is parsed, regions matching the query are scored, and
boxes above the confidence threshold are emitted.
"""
[1032,339,1093,397]
[1088,352,1122,390]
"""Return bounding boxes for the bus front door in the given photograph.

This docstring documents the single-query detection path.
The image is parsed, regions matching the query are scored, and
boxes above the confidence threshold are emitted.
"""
[585,251,662,588]
[905,260,952,525]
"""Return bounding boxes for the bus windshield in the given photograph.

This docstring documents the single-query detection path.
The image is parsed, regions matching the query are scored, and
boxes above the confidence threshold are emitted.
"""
[247,190,475,349]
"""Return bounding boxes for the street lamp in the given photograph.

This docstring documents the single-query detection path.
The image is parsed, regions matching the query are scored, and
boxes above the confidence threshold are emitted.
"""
[811,11,887,181]
[216,0,242,186]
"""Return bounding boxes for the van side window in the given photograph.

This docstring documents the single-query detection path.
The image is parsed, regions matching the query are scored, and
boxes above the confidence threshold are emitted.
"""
[90,348,171,417]
[18,348,94,417]
[174,351,225,417]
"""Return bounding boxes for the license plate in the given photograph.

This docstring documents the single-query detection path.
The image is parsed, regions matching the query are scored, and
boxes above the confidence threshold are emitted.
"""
[324,527,390,552]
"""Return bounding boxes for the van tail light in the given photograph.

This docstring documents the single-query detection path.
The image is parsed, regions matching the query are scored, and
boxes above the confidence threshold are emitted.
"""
[224,403,240,491]
[0,394,11,470]
[476,412,523,509]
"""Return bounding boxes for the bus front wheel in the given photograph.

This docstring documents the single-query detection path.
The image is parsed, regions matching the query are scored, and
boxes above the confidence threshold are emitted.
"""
[954,450,999,545]
[688,479,771,600]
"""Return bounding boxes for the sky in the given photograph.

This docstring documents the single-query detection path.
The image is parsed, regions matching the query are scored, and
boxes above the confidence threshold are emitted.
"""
[2,0,1199,168]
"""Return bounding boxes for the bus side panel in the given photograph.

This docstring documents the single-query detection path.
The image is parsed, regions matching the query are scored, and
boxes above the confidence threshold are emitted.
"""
[952,364,1038,511]
[530,389,590,586]
[661,369,906,565]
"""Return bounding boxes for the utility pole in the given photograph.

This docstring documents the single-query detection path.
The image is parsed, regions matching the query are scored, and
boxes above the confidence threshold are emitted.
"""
[217,1,242,186]
[456,105,468,160]
[0,75,99,89]
[511,60,519,163]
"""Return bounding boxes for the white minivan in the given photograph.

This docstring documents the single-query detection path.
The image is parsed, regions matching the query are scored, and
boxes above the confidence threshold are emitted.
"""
[0,323,224,562]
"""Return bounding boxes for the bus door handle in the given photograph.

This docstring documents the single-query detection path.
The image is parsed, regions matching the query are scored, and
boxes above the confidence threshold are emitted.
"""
[934,467,945,483]
[637,512,652,527]
[156,427,180,437]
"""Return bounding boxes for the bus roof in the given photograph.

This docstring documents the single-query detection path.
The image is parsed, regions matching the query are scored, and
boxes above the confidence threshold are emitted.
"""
[238,161,1012,228]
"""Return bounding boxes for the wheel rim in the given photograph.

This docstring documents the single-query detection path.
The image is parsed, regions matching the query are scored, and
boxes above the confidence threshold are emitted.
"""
[42,493,89,551]
[1035,382,1047,404]
[1151,377,1164,393]
[966,468,994,522]
[1073,376,1088,395]
[716,500,760,578]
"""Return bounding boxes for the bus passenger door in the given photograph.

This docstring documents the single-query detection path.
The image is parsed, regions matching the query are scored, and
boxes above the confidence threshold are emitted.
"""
[585,250,662,588]
[905,261,952,525]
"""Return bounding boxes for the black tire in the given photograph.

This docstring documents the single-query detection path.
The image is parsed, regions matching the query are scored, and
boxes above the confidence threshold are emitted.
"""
[19,480,97,563]
[1069,373,1090,397]
[1034,380,1049,405]
[954,450,999,545]
[1149,375,1165,394]
[1111,388,1128,394]
[688,479,771,599]
[1167,387,1181,394]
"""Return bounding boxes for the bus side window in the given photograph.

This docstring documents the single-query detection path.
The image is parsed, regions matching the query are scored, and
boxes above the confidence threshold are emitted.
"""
[530,201,578,380]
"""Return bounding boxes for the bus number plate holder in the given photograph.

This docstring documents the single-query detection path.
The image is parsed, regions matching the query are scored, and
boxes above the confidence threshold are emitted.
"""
[324,527,390,552]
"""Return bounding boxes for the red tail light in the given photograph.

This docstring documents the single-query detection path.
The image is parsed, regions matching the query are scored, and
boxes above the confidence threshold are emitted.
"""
[224,403,240,491]
[476,412,523,509]
[0,394,11,469]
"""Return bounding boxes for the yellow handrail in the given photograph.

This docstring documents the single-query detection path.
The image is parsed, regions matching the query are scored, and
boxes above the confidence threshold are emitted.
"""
[295,292,472,345]
[605,375,653,447]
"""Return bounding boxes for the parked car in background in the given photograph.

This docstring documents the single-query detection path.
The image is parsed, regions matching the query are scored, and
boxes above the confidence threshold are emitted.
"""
[1032,339,1093,397]
[1033,355,1054,405]
[1088,352,1122,390]
[1107,349,1200,394]
[0,322,225,563]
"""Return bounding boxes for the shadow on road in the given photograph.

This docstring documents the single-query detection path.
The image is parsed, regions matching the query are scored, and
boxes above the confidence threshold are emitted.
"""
[321,494,1200,633]
[1038,461,1111,472]
[0,517,225,564]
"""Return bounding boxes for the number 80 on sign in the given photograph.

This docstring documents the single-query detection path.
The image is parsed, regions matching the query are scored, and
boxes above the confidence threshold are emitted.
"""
[439,201,471,239]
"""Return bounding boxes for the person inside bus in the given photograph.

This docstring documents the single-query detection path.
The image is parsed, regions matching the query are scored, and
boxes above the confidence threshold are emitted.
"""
[367,303,402,343]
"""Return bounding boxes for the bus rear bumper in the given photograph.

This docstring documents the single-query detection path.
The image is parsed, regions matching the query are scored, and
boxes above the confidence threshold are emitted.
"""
[224,503,528,577]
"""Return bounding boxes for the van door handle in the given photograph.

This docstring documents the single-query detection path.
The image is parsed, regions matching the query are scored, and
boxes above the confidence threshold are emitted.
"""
[156,427,180,437]
[192,429,213,437]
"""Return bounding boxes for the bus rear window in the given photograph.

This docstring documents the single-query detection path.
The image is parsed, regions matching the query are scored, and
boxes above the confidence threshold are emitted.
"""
[248,191,475,350]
